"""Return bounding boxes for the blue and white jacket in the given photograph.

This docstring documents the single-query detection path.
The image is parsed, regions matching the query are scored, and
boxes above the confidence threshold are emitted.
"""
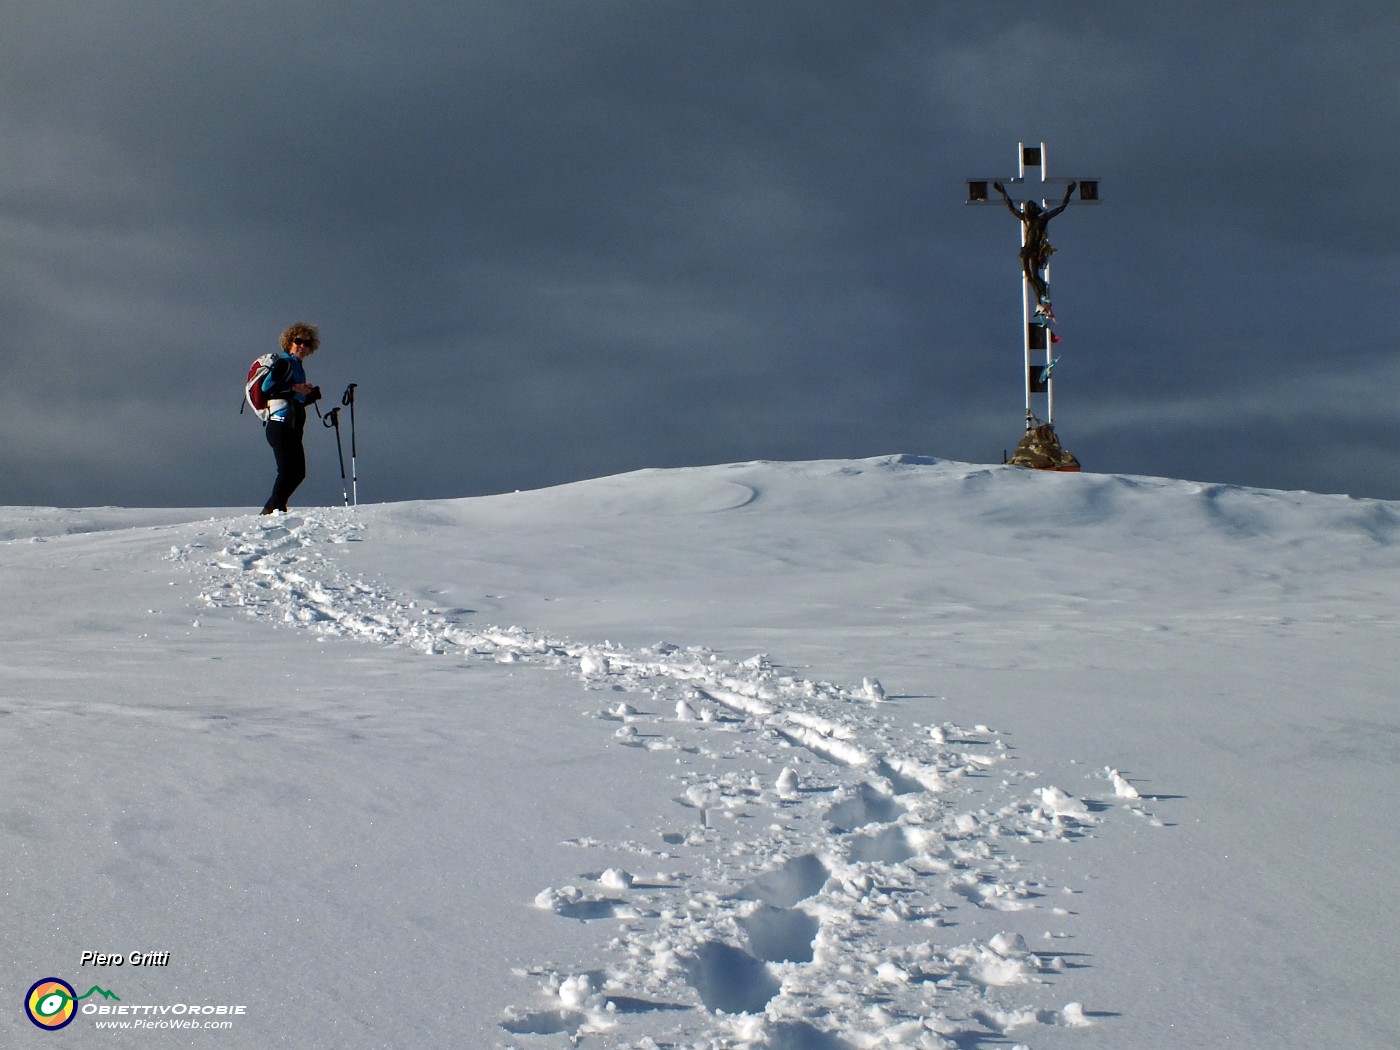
[260,353,309,424]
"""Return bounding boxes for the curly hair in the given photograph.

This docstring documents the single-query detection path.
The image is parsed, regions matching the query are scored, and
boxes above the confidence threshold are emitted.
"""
[279,321,321,354]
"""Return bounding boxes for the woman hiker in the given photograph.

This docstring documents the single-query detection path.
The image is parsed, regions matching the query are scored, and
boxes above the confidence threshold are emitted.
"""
[259,322,322,515]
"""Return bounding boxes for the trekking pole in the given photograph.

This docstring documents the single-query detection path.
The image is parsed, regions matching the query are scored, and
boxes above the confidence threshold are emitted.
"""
[341,383,358,506]
[323,407,349,507]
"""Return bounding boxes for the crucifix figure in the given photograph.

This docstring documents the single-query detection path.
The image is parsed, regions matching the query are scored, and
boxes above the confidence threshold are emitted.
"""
[992,180,1076,305]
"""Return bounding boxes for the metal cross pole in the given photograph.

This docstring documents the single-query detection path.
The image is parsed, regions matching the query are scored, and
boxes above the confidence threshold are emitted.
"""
[966,142,1099,435]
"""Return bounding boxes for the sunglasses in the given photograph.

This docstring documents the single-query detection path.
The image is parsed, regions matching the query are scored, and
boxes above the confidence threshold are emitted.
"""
[290,338,313,346]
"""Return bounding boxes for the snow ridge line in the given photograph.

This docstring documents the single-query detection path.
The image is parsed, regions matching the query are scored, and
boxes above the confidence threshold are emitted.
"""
[174,510,1160,1048]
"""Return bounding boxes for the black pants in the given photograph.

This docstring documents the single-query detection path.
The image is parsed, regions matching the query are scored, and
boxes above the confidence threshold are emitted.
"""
[262,417,306,514]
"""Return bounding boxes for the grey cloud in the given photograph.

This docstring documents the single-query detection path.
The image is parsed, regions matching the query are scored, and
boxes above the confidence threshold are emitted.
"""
[1,2,1397,507]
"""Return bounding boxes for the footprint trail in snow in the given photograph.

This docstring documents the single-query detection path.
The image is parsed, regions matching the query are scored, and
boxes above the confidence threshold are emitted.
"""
[174,509,1164,1049]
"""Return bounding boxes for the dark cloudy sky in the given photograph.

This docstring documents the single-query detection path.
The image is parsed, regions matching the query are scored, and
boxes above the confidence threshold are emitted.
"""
[2,2,1397,508]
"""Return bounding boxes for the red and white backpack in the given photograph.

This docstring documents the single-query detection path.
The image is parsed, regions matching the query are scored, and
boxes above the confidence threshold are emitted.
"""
[243,353,281,422]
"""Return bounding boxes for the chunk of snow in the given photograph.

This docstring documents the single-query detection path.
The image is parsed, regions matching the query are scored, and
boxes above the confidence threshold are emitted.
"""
[775,767,800,800]
[989,931,1030,958]
[599,868,634,890]
[1108,768,1142,799]
[1061,1001,1091,1027]
[579,652,610,676]
[558,973,596,1009]
[1036,786,1091,819]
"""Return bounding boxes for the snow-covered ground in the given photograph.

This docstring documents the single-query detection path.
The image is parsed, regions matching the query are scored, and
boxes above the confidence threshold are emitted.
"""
[2,456,1396,1049]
